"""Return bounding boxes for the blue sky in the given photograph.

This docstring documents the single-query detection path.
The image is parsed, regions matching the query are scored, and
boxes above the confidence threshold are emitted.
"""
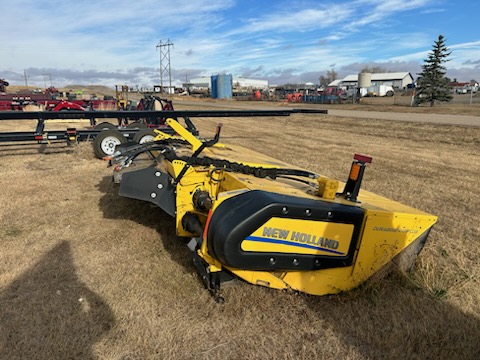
[1,0,479,88]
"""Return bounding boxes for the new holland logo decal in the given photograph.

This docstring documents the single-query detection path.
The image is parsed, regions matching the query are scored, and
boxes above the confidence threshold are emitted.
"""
[240,218,354,256]
[244,226,346,255]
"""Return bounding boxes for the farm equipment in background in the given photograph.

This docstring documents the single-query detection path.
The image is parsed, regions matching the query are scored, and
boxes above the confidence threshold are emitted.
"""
[0,80,187,147]
[0,90,116,111]
[107,95,178,134]
[0,78,117,111]
[0,78,9,92]
[115,85,130,110]
[0,107,324,158]
[105,114,438,302]
[137,95,174,113]
[49,100,87,112]
[135,95,175,126]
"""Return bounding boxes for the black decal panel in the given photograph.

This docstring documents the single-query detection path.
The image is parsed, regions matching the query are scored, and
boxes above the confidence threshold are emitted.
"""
[207,190,364,271]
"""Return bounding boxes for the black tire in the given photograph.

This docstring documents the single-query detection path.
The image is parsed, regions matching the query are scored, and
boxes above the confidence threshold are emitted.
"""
[93,129,127,158]
[386,90,394,97]
[133,129,157,144]
[126,121,147,129]
[95,121,116,130]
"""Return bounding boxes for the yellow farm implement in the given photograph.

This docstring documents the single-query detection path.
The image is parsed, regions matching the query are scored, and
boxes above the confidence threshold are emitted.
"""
[104,114,437,302]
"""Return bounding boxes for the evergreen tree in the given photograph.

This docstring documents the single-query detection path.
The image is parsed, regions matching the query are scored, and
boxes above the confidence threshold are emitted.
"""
[416,35,452,106]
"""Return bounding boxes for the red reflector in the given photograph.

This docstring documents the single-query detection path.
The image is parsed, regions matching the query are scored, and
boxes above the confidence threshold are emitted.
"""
[354,154,372,164]
[34,135,43,140]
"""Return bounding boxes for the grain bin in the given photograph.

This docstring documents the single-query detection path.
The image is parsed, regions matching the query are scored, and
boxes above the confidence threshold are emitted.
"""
[358,72,372,88]
[211,74,233,99]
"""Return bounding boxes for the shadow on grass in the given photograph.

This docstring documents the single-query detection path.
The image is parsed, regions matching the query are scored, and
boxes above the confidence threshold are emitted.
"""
[0,241,115,360]
[96,175,194,272]
[304,272,480,360]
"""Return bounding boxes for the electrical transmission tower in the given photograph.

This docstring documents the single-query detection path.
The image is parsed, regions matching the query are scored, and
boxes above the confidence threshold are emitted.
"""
[156,39,174,93]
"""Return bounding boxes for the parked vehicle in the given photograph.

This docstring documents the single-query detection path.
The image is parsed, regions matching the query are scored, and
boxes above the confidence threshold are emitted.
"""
[366,85,395,97]
[319,86,345,96]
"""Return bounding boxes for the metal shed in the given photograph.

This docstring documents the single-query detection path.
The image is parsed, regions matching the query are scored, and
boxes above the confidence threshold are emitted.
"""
[340,72,414,89]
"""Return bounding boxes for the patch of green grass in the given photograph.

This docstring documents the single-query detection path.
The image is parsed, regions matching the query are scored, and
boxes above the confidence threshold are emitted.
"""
[433,288,448,299]
[5,227,22,237]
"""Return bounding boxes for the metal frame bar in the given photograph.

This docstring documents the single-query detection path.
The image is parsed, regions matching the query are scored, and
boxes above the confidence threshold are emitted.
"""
[0,128,143,143]
[0,109,327,121]
[0,109,327,144]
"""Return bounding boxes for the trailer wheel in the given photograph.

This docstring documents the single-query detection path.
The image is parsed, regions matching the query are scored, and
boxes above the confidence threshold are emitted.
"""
[95,122,116,130]
[93,129,127,158]
[133,129,157,144]
[126,121,147,129]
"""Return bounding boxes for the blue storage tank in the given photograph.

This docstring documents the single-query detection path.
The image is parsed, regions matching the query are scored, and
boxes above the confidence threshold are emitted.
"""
[211,75,218,98]
[211,74,232,99]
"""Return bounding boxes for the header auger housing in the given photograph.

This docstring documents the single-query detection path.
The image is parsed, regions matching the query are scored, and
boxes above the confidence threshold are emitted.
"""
[107,115,437,302]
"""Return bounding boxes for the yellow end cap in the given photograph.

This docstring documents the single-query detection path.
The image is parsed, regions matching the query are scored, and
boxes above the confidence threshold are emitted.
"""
[316,176,339,200]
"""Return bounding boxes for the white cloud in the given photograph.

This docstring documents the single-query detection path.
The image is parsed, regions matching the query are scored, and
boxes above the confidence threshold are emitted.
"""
[1,0,478,86]
[237,5,354,33]
[342,0,433,31]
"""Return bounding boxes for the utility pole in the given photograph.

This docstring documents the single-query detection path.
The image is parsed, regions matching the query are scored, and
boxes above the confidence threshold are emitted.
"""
[23,69,29,88]
[156,39,174,94]
[42,71,51,89]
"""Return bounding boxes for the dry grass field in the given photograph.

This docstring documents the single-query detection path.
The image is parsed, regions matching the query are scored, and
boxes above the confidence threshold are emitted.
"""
[0,102,479,359]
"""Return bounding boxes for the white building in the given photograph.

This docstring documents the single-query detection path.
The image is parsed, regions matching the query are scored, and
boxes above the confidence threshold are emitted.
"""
[340,72,414,89]
[188,76,268,90]
[233,77,268,90]
[188,77,211,89]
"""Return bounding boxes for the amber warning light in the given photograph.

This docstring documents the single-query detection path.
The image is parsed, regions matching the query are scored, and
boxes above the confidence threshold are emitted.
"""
[341,153,373,202]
